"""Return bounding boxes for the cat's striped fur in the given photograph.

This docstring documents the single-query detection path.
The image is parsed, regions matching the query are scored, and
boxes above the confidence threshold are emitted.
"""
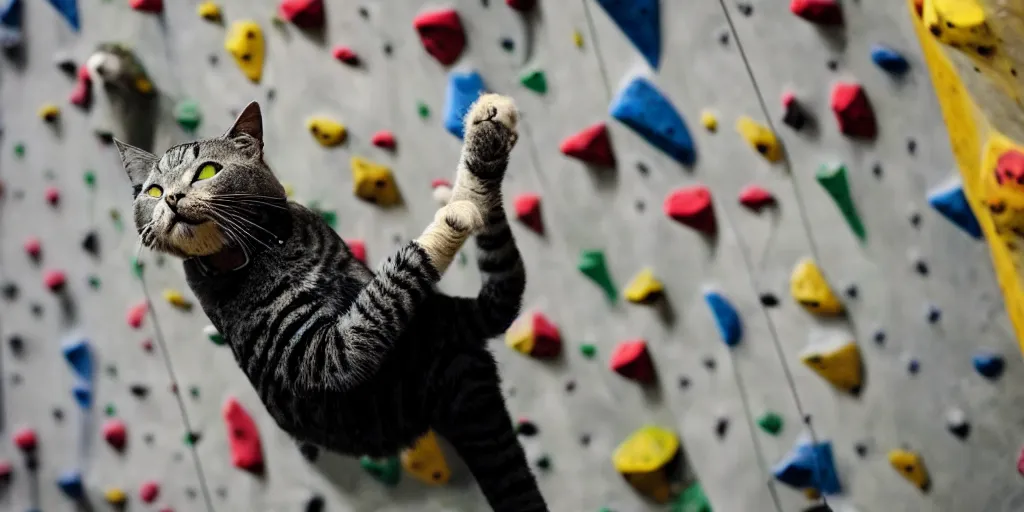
[117,96,548,511]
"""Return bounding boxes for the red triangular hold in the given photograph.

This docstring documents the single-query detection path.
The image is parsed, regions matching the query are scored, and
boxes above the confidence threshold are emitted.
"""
[506,0,536,11]
[129,0,163,13]
[346,239,367,264]
[279,0,324,28]
[831,82,876,139]
[413,9,466,66]
[663,185,716,235]
[790,0,842,25]
[332,46,360,65]
[513,193,544,234]
[371,130,396,150]
[530,312,561,357]
[560,123,616,167]
[223,397,265,474]
[738,185,775,211]
[102,419,128,451]
[609,340,655,384]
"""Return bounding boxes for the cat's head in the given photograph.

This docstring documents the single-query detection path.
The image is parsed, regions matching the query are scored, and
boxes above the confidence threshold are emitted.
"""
[115,102,287,258]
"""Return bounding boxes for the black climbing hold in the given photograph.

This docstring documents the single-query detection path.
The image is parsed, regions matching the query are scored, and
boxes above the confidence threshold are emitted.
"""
[872,162,883,177]
[678,376,690,389]
[186,487,197,499]
[516,420,539,437]
[635,199,645,212]
[358,6,369,18]
[81,231,99,255]
[216,487,227,498]
[56,58,77,75]
[845,285,858,299]
[2,282,18,300]
[827,59,838,71]
[52,407,64,421]
[25,454,38,472]
[500,37,514,51]
[10,373,20,385]
[95,130,114,144]
[208,54,218,65]
[266,88,276,101]
[947,419,970,440]
[804,414,813,424]
[105,364,117,378]
[718,31,730,45]
[129,384,149,398]
[143,433,154,444]
[715,417,729,438]
[703,358,716,371]
[30,303,43,316]
[854,442,867,457]
[927,306,941,324]
[185,431,201,445]
[536,455,552,470]
[565,380,576,393]
[909,212,922,227]
[736,3,753,16]
[915,260,929,276]
[306,494,326,512]
[759,293,779,307]
[8,335,24,355]
[383,42,393,55]
[907,138,917,155]
[580,434,591,446]
[907,359,920,374]
[299,443,320,463]
[873,330,886,346]
[636,161,650,176]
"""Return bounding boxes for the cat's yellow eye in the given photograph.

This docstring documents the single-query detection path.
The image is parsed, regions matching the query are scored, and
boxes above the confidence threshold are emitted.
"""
[196,163,219,181]
[146,185,163,198]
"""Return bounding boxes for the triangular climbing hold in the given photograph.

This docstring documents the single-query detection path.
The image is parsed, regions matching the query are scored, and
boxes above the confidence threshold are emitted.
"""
[830,82,876,139]
[127,301,148,329]
[513,193,543,234]
[757,412,784,435]
[624,268,664,304]
[704,289,742,347]
[594,0,661,69]
[519,69,547,94]
[675,481,712,512]
[129,0,162,13]
[871,44,909,75]
[13,427,37,451]
[413,8,466,66]
[664,185,716,235]
[610,77,695,165]
[223,396,265,474]
[401,430,451,485]
[443,70,485,139]
[57,470,85,499]
[102,419,127,451]
[0,0,23,48]
[927,181,982,239]
[578,249,617,302]
[790,0,842,25]
[72,382,92,409]
[972,351,1005,379]
[738,185,775,211]
[371,130,396,150]
[817,163,866,241]
[610,339,655,384]
[736,116,783,162]
[278,0,323,29]
[772,439,842,495]
[346,239,367,264]
[197,1,221,22]
[560,123,616,167]
[361,455,401,486]
[46,0,79,31]
[505,312,562,358]
[790,258,843,316]
[613,425,678,503]
[351,157,400,206]
[800,339,863,394]
[888,449,929,491]
[62,337,93,381]
[332,45,360,65]
[306,116,347,147]
[225,21,266,83]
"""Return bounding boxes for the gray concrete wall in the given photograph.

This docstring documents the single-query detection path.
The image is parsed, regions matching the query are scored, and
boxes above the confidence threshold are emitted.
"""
[0,0,1022,511]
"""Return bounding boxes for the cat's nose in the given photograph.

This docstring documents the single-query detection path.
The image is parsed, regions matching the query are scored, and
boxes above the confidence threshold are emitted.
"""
[165,192,186,211]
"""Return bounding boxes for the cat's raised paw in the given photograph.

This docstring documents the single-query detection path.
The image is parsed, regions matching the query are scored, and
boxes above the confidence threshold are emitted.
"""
[463,94,519,162]
[438,200,485,235]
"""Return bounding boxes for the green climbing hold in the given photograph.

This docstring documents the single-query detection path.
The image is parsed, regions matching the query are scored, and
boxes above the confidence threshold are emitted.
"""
[756,412,783,435]
[184,431,201,446]
[204,325,225,345]
[360,455,401,486]
[175,100,203,132]
[673,482,712,512]
[84,171,96,187]
[104,404,116,417]
[88,276,101,289]
[578,250,617,302]
[580,343,597,359]
[520,69,548,94]
[417,101,430,119]
[13,143,24,157]
[816,163,865,241]
[132,258,145,279]
[110,209,123,231]
[189,386,200,398]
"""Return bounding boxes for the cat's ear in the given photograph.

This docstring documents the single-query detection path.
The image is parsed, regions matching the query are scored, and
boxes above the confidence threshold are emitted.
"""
[224,101,264,152]
[114,138,157,190]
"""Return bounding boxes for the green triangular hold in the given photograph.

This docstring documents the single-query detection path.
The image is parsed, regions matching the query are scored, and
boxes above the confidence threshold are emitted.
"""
[360,455,401,486]
[816,163,865,241]
[519,69,548,94]
[673,482,712,512]
[204,325,225,346]
[578,249,617,302]
[580,343,597,359]
[320,210,337,228]
[175,100,202,133]
[756,412,783,435]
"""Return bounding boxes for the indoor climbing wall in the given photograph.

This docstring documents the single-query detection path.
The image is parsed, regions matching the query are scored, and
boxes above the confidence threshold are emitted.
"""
[1,0,1024,511]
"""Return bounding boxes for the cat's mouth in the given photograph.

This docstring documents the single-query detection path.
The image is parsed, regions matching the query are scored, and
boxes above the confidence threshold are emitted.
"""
[166,213,204,233]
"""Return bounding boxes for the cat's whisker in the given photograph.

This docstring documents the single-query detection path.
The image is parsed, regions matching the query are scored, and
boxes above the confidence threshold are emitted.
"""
[208,197,289,211]
[210,204,282,239]
[209,212,257,253]
[211,210,272,251]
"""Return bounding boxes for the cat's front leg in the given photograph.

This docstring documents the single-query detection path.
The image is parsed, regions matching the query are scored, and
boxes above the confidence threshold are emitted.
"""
[416,200,484,274]
[449,94,520,214]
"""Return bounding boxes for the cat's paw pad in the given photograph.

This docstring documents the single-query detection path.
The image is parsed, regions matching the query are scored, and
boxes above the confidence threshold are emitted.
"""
[463,94,519,162]
[438,200,484,235]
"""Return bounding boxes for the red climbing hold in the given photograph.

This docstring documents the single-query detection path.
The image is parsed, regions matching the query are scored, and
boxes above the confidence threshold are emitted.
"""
[513,193,544,234]
[431,179,451,189]
[12,427,37,452]
[127,301,148,329]
[103,419,128,451]
[610,340,656,384]
[413,9,466,66]
[45,186,60,205]
[532,312,562,357]
[332,46,360,66]
[139,480,160,503]
[738,185,775,211]
[560,123,616,167]
[141,339,154,352]
[223,397,265,474]
[995,150,1024,187]
[0,459,11,479]
[371,130,396,150]
[663,185,716,235]
[43,270,66,292]
[790,0,842,25]
[831,82,876,139]
[24,237,41,259]
[279,0,324,29]
[346,239,366,264]
[69,65,92,108]
[129,0,163,13]
[506,0,536,11]
[1017,447,1024,476]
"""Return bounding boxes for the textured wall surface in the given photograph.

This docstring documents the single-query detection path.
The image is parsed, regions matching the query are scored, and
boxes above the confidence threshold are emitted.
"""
[1,0,1023,511]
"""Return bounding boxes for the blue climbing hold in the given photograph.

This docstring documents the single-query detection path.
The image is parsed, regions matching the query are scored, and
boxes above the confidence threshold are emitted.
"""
[927,181,982,239]
[609,77,695,165]
[972,351,1005,380]
[61,338,93,381]
[595,0,660,69]
[443,70,485,139]
[57,469,85,499]
[772,440,842,495]
[704,290,742,347]
[870,44,909,75]
[72,382,92,409]
[46,0,79,31]
[0,0,22,48]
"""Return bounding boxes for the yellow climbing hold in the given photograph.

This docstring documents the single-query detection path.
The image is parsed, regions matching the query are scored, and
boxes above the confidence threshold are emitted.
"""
[197,1,222,22]
[624,268,664,303]
[736,116,782,162]
[789,258,843,316]
[700,110,718,132]
[800,339,862,393]
[400,430,451,485]
[104,487,127,506]
[505,322,535,355]
[306,116,347,147]
[923,0,993,48]
[572,30,584,48]
[163,289,193,310]
[888,449,930,490]
[613,426,680,503]
[351,157,400,206]
[38,104,60,122]
[225,20,265,83]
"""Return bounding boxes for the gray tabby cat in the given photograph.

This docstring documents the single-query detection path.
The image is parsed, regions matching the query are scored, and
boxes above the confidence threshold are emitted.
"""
[115,94,549,512]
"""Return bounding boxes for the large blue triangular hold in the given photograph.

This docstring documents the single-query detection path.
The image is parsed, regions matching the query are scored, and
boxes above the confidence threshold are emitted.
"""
[443,70,485,139]
[72,381,92,409]
[61,338,93,381]
[927,181,982,239]
[57,469,85,499]
[0,0,22,48]
[704,290,742,347]
[595,0,660,69]
[609,77,695,166]
[772,440,842,495]
[46,0,79,31]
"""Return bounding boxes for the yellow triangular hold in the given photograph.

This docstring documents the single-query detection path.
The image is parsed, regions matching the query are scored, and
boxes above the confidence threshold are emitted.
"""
[612,426,680,503]
[197,1,222,22]
[789,258,843,316]
[504,322,535,355]
[163,289,193,310]
[624,268,664,303]
[351,157,400,206]
[401,430,451,485]
[736,116,782,162]
[924,0,992,48]
[225,21,265,83]
[800,339,862,393]
[888,449,930,490]
[306,116,347,147]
